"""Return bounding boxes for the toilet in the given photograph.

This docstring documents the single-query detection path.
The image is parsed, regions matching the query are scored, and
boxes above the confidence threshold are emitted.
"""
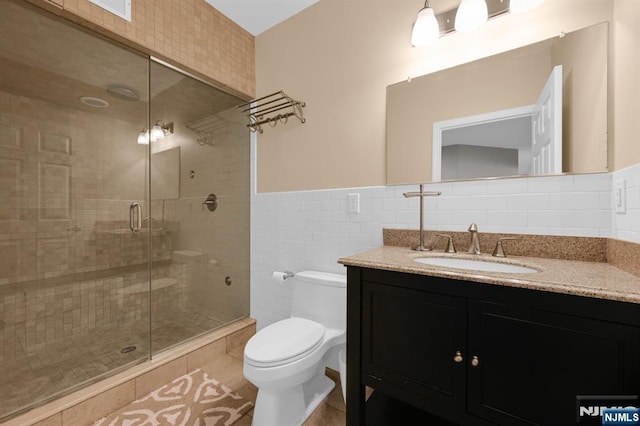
[243,271,346,426]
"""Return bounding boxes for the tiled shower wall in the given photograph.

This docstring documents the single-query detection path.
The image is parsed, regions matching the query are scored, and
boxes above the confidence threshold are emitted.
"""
[0,263,187,364]
[0,91,181,362]
[251,165,640,329]
[1,92,250,362]
[156,112,251,325]
[29,0,255,98]
[0,91,171,286]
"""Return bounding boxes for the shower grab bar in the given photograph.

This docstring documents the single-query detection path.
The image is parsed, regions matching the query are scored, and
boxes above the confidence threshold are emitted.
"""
[129,202,142,233]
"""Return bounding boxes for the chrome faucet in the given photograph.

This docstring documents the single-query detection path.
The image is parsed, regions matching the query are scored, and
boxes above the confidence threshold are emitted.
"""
[492,237,518,257]
[403,184,441,251]
[467,223,481,254]
[437,234,456,253]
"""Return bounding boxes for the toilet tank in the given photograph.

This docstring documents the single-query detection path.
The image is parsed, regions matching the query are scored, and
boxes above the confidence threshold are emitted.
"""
[291,271,346,331]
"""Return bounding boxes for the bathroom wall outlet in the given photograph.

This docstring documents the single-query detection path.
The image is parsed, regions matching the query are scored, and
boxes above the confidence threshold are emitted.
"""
[347,193,360,213]
[614,179,626,214]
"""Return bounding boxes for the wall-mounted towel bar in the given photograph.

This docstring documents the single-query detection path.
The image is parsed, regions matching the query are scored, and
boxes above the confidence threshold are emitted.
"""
[237,91,306,134]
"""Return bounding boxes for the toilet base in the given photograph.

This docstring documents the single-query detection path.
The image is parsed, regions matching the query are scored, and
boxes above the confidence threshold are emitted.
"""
[251,370,335,426]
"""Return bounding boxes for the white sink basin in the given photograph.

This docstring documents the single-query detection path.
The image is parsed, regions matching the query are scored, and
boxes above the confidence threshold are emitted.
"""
[414,257,538,274]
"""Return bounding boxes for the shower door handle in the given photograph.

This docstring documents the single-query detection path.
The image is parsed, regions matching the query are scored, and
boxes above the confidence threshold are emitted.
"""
[129,202,142,232]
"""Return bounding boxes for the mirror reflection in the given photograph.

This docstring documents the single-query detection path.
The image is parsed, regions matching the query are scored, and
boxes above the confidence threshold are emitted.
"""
[151,147,180,199]
[386,22,608,184]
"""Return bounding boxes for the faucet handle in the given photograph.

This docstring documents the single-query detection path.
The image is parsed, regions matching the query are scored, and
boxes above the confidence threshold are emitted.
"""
[492,237,518,258]
[437,234,456,253]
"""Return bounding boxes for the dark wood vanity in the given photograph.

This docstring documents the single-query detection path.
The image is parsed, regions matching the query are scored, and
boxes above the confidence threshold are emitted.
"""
[345,266,640,426]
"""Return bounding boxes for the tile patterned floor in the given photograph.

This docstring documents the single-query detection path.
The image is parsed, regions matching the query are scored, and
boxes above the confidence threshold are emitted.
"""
[0,308,225,420]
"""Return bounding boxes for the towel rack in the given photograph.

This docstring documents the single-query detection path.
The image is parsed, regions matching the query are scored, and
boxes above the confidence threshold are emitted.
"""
[236,91,306,134]
[186,113,243,146]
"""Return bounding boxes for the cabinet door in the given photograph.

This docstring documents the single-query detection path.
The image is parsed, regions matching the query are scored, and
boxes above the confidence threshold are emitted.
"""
[362,281,467,421]
[468,301,640,426]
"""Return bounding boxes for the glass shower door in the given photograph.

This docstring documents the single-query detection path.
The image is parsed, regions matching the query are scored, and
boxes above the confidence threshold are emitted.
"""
[148,60,250,356]
[0,1,151,419]
[0,0,251,420]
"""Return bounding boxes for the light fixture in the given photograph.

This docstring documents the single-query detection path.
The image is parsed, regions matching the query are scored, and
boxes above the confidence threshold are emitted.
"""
[151,121,174,142]
[136,121,173,145]
[150,122,165,142]
[79,96,110,108]
[411,1,440,47]
[509,0,545,14]
[137,129,149,145]
[455,0,488,32]
[411,0,546,46]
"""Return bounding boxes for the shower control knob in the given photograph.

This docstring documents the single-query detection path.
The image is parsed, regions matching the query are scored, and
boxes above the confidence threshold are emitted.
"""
[202,194,218,212]
[453,351,463,363]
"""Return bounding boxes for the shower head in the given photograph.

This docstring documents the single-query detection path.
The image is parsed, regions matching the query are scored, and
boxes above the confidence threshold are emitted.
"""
[106,85,140,102]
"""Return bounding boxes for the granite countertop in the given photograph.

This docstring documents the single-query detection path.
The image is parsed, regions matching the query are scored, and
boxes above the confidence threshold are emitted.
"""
[338,246,640,304]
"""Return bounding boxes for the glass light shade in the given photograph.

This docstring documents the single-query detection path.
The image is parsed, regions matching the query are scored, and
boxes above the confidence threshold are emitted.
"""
[455,0,488,32]
[137,130,149,145]
[150,124,165,142]
[411,7,440,47]
[509,0,545,13]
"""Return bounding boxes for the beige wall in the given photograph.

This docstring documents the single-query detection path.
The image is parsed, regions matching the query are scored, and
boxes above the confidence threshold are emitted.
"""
[612,0,640,170]
[551,22,608,174]
[27,0,255,99]
[255,0,640,192]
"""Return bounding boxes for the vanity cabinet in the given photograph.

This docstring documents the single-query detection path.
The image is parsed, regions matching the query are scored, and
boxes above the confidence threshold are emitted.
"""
[362,281,468,423]
[346,267,640,426]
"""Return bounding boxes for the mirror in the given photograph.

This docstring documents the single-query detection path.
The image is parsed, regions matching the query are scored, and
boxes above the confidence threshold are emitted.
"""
[386,22,608,184]
[151,147,180,199]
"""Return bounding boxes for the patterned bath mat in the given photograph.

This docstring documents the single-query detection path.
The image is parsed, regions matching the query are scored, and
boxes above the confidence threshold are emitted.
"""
[94,369,253,426]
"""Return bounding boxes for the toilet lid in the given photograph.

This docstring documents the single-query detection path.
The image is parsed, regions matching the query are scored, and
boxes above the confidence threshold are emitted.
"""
[244,317,325,367]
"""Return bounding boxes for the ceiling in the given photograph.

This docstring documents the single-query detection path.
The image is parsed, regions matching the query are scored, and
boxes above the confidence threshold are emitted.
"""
[204,0,320,35]
[203,0,463,36]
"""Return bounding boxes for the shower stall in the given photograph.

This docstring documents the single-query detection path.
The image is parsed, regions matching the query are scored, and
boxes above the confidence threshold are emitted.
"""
[0,0,250,421]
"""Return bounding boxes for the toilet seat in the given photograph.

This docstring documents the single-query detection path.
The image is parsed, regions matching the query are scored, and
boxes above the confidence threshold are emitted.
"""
[245,317,325,368]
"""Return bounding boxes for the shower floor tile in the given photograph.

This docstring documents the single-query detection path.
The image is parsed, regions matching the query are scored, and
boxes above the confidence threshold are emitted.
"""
[0,308,225,421]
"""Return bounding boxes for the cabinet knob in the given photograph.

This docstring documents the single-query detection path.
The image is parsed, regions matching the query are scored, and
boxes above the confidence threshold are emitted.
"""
[471,356,480,367]
[453,351,463,363]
